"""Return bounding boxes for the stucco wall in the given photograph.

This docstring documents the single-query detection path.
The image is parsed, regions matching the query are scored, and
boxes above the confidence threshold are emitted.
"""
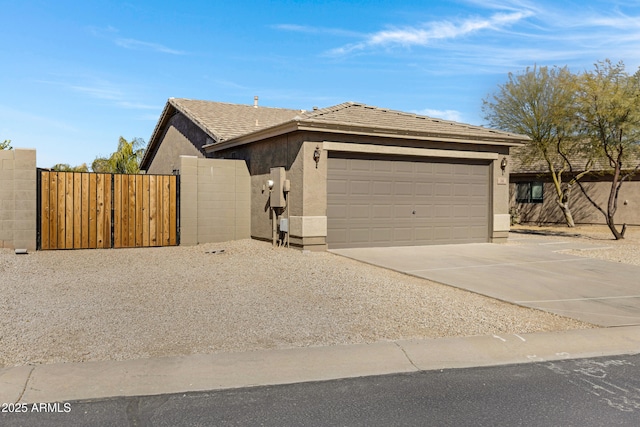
[145,112,209,175]
[0,149,37,251]
[178,156,250,245]
[212,130,514,249]
[510,176,640,226]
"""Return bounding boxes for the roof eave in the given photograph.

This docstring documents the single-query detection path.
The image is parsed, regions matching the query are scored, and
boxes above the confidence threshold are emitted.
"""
[204,120,528,153]
[140,100,175,170]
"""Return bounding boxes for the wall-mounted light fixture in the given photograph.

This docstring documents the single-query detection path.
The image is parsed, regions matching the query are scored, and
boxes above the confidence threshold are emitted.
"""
[313,146,321,168]
[267,179,274,190]
[500,157,508,175]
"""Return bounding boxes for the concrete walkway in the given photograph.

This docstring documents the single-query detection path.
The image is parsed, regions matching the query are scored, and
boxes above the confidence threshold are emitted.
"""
[1,327,639,404]
[331,238,640,327]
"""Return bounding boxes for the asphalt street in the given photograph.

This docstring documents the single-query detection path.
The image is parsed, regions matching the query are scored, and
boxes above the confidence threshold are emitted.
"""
[3,353,639,426]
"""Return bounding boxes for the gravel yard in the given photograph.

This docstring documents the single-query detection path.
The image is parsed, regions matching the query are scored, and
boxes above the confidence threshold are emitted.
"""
[3,227,626,368]
[510,224,640,265]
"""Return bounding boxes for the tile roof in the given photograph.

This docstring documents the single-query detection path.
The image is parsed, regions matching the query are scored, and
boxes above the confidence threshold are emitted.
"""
[296,102,527,143]
[510,145,640,174]
[142,98,530,169]
[169,98,303,142]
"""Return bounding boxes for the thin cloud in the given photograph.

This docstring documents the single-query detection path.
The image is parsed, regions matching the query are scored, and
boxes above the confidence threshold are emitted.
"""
[39,78,160,111]
[114,38,186,55]
[273,24,363,38]
[69,85,123,101]
[0,104,78,133]
[329,11,533,55]
[414,108,464,122]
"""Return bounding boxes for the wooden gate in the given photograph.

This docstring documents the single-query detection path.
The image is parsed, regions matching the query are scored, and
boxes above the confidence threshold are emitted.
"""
[37,170,179,250]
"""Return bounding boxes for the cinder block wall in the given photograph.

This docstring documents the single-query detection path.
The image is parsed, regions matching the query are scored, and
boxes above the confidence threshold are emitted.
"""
[178,156,250,245]
[0,149,37,251]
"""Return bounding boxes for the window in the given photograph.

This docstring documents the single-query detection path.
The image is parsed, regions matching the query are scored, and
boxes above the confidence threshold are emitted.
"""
[516,182,543,203]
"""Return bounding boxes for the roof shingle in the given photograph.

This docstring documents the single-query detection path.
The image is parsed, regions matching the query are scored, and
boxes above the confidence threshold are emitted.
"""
[169,98,302,142]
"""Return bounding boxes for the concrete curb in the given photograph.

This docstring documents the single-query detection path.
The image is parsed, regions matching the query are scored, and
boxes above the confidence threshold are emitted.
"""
[1,326,639,404]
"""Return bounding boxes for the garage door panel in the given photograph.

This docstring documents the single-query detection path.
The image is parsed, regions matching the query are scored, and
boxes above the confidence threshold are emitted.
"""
[435,183,452,196]
[348,228,372,243]
[372,204,393,219]
[393,227,414,243]
[349,183,370,198]
[327,204,347,219]
[350,205,370,219]
[393,204,414,219]
[327,179,348,195]
[394,181,413,195]
[414,182,433,196]
[327,155,489,248]
[413,226,434,241]
[394,162,414,173]
[372,181,393,196]
[352,160,372,171]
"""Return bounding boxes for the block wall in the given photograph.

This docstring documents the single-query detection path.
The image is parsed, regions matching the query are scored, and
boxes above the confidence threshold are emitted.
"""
[178,156,250,245]
[0,149,37,251]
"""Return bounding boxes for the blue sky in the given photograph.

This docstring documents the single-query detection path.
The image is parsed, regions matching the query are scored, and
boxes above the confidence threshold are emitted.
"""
[2,0,640,168]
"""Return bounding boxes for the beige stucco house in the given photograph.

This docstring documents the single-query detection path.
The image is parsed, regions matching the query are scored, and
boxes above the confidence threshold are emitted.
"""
[509,151,640,226]
[141,98,528,250]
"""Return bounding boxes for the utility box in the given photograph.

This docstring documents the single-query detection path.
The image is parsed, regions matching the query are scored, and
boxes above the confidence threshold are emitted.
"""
[279,218,289,233]
[270,167,287,208]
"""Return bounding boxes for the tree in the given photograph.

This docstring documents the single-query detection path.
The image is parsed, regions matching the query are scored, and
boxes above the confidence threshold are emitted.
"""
[483,66,590,227]
[573,60,640,239]
[51,163,89,172]
[92,137,146,174]
[1,139,12,150]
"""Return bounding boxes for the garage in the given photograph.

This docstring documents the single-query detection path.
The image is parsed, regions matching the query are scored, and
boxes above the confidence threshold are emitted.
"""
[327,153,490,249]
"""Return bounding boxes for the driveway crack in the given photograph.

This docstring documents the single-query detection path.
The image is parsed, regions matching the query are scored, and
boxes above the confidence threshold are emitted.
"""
[15,365,35,404]
[395,342,420,371]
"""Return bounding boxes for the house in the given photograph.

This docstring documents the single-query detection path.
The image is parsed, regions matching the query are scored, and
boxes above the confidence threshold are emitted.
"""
[509,147,640,225]
[141,98,528,250]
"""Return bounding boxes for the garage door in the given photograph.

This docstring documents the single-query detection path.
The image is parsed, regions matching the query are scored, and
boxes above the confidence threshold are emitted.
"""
[327,154,490,249]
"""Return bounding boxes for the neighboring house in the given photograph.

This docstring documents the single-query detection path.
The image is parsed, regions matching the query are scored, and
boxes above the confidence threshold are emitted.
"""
[141,98,528,250]
[509,148,640,225]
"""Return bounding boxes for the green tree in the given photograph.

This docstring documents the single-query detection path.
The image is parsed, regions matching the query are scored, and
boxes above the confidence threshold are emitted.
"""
[483,66,590,227]
[573,60,640,239]
[1,139,12,150]
[92,137,146,174]
[51,163,89,172]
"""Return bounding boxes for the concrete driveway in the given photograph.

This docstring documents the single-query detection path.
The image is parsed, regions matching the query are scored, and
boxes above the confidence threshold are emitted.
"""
[331,237,640,327]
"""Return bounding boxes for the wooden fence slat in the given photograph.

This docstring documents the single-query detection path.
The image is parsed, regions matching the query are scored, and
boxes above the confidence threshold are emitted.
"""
[149,175,157,246]
[123,175,130,247]
[73,173,81,249]
[40,171,50,250]
[127,175,138,248]
[156,176,163,246]
[162,176,170,245]
[142,176,150,247]
[89,174,97,248]
[104,174,112,248]
[169,176,177,246]
[114,175,122,248]
[49,172,58,249]
[65,173,74,249]
[133,175,141,247]
[81,173,89,248]
[57,172,66,249]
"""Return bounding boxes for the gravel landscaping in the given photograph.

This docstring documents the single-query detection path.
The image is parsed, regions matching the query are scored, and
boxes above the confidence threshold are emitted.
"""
[3,227,627,368]
[510,224,640,265]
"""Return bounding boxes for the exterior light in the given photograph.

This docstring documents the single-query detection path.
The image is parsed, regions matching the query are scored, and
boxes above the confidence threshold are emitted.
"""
[500,157,508,174]
[313,146,321,168]
[267,179,274,190]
